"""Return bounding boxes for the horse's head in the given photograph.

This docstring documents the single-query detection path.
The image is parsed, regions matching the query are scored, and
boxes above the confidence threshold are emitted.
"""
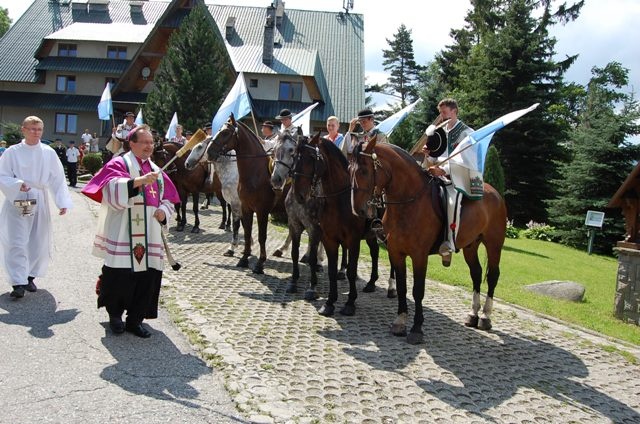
[271,131,303,190]
[292,132,324,203]
[207,114,238,161]
[350,135,386,219]
[152,138,171,168]
[185,136,210,171]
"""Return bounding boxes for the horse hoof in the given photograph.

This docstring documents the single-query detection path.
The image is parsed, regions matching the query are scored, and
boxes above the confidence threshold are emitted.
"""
[337,271,346,280]
[223,250,234,257]
[176,225,185,232]
[272,249,283,258]
[340,304,356,316]
[286,282,297,293]
[362,283,376,293]
[314,264,323,273]
[318,304,335,316]
[191,227,200,234]
[252,264,264,274]
[200,205,208,210]
[478,317,492,331]
[304,289,318,301]
[225,225,231,232]
[407,331,424,345]
[387,289,397,299]
[300,254,309,264]
[236,258,249,268]
[464,314,479,328]
[390,323,407,337]
[218,223,225,230]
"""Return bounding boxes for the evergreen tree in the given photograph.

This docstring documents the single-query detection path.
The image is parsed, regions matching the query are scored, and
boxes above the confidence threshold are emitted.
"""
[438,0,584,224]
[548,62,640,254]
[483,145,505,196]
[381,24,424,106]
[146,4,232,134]
[0,7,10,38]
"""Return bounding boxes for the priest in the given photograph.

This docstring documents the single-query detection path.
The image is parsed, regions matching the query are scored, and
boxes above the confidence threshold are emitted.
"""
[82,125,180,338]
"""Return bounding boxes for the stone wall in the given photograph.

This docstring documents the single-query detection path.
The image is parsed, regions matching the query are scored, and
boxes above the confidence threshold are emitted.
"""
[614,246,640,325]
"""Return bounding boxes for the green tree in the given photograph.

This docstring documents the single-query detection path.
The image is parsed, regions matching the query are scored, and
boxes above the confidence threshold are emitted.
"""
[438,0,584,224]
[381,24,424,106]
[0,7,11,38]
[548,62,640,254]
[145,4,232,134]
[483,145,505,196]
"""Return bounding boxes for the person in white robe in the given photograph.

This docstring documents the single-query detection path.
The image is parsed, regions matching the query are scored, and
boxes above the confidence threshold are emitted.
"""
[0,116,72,299]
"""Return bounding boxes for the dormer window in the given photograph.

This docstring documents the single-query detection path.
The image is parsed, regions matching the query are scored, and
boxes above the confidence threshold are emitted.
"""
[58,44,77,57]
[279,81,302,101]
[107,46,127,59]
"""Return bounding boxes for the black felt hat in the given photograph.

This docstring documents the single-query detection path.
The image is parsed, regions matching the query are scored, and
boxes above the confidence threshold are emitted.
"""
[262,120,275,128]
[125,112,135,117]
[425,127,447,158]
[357,108,374,119]
[275,109,293,119]
[203,122,212,130]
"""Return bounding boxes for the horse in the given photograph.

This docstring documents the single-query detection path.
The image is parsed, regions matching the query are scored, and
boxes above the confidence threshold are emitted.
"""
[350,137,507,344]
[271,131,330,299]
[206,115,281,274]
[292,133,389,316]
[152,141,229,233]
[185,138,242,256]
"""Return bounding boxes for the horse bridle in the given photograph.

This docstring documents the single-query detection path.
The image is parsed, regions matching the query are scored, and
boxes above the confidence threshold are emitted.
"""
[153,142,177,175]
[214,122,273,160]
[355,148,416,207]
[294,142,350,199]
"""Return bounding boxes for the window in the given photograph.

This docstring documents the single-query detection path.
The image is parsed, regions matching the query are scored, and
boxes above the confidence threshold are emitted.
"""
[250,79,258,88]
[58,44,77,57]
[56,75,76,93]
[107,46,127,59]
[55,113,78,135]
[279,81,302,101]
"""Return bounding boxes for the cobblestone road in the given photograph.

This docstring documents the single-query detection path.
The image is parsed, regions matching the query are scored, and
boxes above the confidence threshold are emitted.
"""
[161,204,640,424]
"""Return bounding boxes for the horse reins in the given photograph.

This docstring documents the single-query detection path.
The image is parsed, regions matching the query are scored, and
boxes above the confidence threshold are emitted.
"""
[294,144,350,199]
[356,149,418,206]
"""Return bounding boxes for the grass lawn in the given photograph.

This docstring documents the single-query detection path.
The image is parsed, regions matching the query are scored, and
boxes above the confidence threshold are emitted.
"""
[416,238,640,346]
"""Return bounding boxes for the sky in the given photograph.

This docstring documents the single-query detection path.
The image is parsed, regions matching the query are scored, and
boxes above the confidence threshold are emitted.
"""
[3,0,640,109]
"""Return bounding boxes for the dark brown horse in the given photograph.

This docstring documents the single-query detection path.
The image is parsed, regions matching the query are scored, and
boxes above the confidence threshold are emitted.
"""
[292,133,386,316]
[350,137,507,344]
[206,115,280,274]
[153,141,228,233]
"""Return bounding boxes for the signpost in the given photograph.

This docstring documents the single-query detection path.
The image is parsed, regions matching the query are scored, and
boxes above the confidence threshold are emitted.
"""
[584,210,605,255]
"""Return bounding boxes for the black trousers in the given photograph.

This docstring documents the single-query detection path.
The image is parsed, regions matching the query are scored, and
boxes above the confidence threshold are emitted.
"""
[98,265,162,325]
[67,162,78,187]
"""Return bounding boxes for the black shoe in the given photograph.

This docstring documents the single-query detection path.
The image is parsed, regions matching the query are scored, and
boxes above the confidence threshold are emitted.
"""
[109,314,125,334]
[25,277,37,292]
[125,322,151,338]
[10,285,25,298]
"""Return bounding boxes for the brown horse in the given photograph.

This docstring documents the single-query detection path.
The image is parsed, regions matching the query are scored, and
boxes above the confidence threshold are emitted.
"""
[206,115,280,274]
[292,133,386,316]
[152,141,228,233]
[350,138,507,344]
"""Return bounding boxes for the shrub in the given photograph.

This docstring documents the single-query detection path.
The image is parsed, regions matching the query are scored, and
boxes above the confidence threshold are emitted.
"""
[83,153,103,175]
[505,219,520,239]
[522,220,557,242]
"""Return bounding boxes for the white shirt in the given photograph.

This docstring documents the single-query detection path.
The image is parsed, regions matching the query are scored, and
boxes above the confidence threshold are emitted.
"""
[81,132,92,144]
[66,146,80,163]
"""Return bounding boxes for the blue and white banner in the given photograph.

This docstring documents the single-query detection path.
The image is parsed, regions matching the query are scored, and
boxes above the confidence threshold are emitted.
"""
[375,99,421,137]
[211,72,252,133]
[135,108,144,125]
[97,83,113,121]
[289,102,319,135]
[165,112,178,140]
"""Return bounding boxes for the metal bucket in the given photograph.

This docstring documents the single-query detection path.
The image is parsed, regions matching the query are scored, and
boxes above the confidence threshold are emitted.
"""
[14,198,37,217]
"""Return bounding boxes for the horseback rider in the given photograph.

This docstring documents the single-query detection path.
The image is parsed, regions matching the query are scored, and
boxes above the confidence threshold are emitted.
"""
[422,98,474,267]
[201,122,215,209]
[275,109,300,136]
[260,120,279,152]
[343,108,387,157]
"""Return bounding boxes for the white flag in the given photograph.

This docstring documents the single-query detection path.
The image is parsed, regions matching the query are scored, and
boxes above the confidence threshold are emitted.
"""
[288,102,319,135]
[375,99,421,137]
[97,83,112,120]
[165,112,178,140]
[211,72,252,132]
[135,108,144,125]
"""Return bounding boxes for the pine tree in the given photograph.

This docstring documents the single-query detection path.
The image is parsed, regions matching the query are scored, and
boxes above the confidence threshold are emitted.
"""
[0,7,11,38]
[145,4,232,134]
[381,24,424,106]
[483,145,505,197]
[437,0,584,224]
[548,62,640,253]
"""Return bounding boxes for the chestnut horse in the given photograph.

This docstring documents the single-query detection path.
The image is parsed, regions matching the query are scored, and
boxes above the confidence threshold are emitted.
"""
[292,133,387,316]
[152,141,228,233]
[206,115,281,274]
[350,138,507,344]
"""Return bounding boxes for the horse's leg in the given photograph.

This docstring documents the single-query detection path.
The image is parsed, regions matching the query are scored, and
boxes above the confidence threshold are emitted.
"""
[218,196,228,230]
[226,203,232,231]
[340,239,360,316]
[338,245,347,280]
[318,239,339,317]
[478,235,504,331]
[462,241,483,329]
[286,224,302,294]
[304,225,321,301]
[272,233,291,257]
[191,192,200,233]
[237,210,253,268]
[363,235,379,293]
[174,202,184,231]
[224,212,241,257]
[407,254,427,344]
[387,264,397,298]
[252,211,269,274]
[390,253,408,337]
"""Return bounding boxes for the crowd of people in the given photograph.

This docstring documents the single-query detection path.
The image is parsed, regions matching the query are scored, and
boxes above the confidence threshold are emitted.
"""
[0,98,472,338]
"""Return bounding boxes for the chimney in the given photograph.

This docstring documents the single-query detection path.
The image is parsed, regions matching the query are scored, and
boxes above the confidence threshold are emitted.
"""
[274,0,285,28]
[225,16,236,41]
[130,0,144,14]
[262,6,276,66]
[88,0,109,13]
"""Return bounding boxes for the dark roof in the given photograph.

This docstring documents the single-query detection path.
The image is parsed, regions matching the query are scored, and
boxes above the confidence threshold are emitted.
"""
[35,57,130,74]
[0,0,169,83]
[0,91,99,112]
[608,162,640,208]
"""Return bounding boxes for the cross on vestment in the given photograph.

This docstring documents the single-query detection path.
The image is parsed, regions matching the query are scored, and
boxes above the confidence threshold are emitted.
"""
[132,213,144,227]
[148,185,157,198]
